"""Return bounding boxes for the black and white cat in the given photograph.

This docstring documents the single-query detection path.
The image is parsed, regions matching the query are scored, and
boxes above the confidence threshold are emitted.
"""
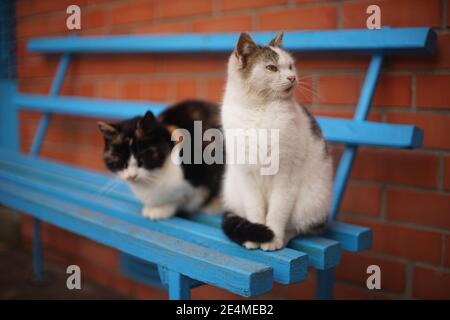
[98,100,224,220]
[221,32,333,251]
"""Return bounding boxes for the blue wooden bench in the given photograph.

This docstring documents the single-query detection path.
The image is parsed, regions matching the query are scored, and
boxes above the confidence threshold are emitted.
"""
[0,27,436,299]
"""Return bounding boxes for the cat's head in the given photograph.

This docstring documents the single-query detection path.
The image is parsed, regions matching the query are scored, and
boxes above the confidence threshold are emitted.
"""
[229,32,297,100]
[97,111,172,183]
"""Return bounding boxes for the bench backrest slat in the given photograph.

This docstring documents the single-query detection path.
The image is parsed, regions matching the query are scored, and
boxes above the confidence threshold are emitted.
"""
[28,28,436,55]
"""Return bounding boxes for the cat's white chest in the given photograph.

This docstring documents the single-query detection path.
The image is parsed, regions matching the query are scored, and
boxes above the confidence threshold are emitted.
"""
[127,159,207,211]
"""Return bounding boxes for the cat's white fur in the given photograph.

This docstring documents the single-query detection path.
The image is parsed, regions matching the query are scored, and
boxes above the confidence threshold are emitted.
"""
[221,37,333,251]
[118,154,208,220]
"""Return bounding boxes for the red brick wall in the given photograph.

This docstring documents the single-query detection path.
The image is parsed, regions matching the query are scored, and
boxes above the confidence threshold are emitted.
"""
[15,0,450,299]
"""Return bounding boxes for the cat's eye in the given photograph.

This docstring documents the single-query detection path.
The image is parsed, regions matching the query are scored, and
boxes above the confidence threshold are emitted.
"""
[289,64,293,70]
[266,65,278,72]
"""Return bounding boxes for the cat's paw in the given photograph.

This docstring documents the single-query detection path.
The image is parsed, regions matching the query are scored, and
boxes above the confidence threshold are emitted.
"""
[141,205,176,220]
[243,241,260,250]
[260,236,284,251]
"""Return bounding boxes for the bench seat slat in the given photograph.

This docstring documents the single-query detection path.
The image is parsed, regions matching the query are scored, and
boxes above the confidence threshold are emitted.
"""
[28,28,436,55]
[0,157,308,284]
[15,94,422,148]
[0,150,341,271]
[0,180,273,297]
[0,149,368,254]
[189,212,371,254]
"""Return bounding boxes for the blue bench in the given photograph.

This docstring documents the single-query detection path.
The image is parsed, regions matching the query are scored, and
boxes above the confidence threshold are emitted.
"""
[0,27,436,299]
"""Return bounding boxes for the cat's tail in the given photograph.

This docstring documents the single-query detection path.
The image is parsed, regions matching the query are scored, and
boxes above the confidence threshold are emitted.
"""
[221,211,274,244]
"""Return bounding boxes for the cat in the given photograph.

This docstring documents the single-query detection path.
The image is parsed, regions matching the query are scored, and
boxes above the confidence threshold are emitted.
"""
[97,100,224,220]
[221,32,333,251]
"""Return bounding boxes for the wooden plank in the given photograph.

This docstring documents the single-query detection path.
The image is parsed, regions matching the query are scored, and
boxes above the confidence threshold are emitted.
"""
[0,162,308,284]
[325,222,372,252]
[28,28,436,55]
[14,94,165,120]
[0,180,273,297]
[0,150,370,253]
[13,96,422,149]
[319,118,423,149]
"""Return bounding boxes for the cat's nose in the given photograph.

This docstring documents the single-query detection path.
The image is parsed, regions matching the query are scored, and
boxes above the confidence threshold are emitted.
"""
[126,174,137,182]
[287,75,296,83]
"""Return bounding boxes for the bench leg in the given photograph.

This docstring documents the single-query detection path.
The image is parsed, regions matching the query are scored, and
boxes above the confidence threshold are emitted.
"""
[168,270,191,300]
[316,268,335,300]
[32,218,43,283]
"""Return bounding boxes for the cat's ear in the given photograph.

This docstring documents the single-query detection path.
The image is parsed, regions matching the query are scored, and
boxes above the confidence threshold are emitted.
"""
[235,32,257,67]
[136,111,155,138]
[269,32,283,48]
[97,121,118,140]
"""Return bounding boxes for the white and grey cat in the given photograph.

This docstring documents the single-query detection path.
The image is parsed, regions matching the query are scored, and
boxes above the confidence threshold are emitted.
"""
[221,32,333,251]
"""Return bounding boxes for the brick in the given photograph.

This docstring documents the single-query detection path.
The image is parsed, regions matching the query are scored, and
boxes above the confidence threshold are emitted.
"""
[341,183,381,216]
[448,2,450,27]
[373,75,411,108]
[133,282,168,299]
[204,78,226,102]
[175,79,198,101]
[334,283,391,300]
[295,76,313,105]
[124,81,141,100]
[19,81,51,94]
[16,0,78,18]
[352,149,439,188]
[317,75,362,105]
[61,81,96,97]
[386,113,450,150]
[296,55,369,71]
[336,253,406,293]
[111,1,154,26]
[157,56,226,74]
[445,156,450,191]
[416,75,450,110]
[413,266,450,299]
[387,34,450,70]
[191,285,240,300]
[260,6,337,31]
[158,0,212,19]
[98,80,122,99]
[20,140,106,172]
[84,8,108,30]
[284,273,315,299]
[44,13,69,35]
[140,80,169,101]
[193,15,252,33]
[21,119,102,148]
[133,21,190,34]
[386,188,450,229]
[18,55,59,79]
[69,55,159,76]
[220,0,286,11]
[314,109,381,122]
[342,0,442,29]
[349,220,442,264]
[445,236,450,268]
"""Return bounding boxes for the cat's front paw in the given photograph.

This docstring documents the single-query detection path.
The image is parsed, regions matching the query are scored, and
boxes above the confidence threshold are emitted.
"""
[141,205,176,220]
[260,236,284,251]
[243,241,260,250]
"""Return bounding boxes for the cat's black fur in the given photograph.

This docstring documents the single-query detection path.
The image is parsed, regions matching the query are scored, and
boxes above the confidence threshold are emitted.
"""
[98,99,224,208]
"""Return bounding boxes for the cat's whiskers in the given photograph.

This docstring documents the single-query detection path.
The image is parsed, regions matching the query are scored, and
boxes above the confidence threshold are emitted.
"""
[296,82,324,101]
